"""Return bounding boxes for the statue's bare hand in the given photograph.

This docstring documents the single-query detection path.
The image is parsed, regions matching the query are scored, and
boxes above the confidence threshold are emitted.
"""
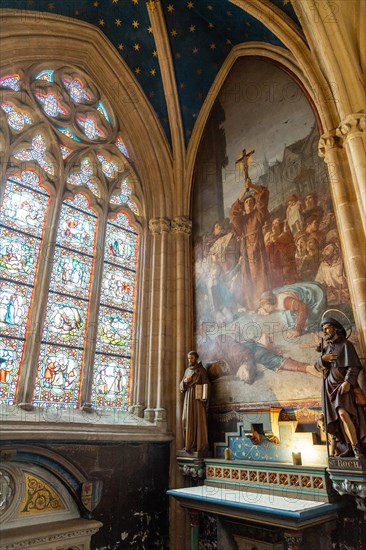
[322,353,337,362]
[339,381,351,394]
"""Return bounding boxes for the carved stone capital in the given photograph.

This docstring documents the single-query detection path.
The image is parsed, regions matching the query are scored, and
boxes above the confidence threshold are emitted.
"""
[336,111,366,139]
[318,130,343,158]
[159,217,171,233]
[149,218,162,234]
[171,216,192,234]
[148,217,171,234]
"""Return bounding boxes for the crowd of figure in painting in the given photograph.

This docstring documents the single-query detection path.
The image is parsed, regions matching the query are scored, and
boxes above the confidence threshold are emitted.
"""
[195,181,349,333]
[193,179,354,386]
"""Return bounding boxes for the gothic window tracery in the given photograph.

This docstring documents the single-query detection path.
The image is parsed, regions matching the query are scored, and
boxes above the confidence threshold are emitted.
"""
[0,64,139,411]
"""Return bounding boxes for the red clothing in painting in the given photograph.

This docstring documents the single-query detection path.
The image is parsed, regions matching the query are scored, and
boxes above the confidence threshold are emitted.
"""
[266,230,297,289]
[230,186,269,311]
[180,362,209,453]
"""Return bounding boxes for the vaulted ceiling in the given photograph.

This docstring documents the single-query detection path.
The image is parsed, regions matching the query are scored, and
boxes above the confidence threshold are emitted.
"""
[2,0,303,144]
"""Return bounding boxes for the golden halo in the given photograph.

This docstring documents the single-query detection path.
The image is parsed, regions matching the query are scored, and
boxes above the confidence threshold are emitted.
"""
[320,308,352,339]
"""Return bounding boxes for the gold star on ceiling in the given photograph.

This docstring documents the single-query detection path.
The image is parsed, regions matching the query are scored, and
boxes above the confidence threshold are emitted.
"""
[118,43,124,50]
[150,69,156,76]
[135,67,141,74]
[187,1,193,8]
[152,49,158,57]
[133,20,140,28]
[170,29,178,37]
[208,22,214,29]
[132,0,139,4]
[207,4,213,10]
[167,4,174,13]
[189,25,196,32]
[93,1,99,6]
[210,43,216,49]
[112,0,119,3]
[98,19,105,26]
[133,43,140,51]
[283,0,290,4]
[148,25,153,33]
[192,47,198,54]
[115,18,122,26]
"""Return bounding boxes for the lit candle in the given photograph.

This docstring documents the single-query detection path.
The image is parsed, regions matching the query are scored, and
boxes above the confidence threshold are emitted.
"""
[224,448,232,460]
[292,451,302,465]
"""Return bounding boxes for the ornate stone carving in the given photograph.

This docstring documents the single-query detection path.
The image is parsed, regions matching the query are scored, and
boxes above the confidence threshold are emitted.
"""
[336,111,366,139]
[159,218,171,233]
[0,469,15,513]
[2,525,101,549]
[148,217,171,234]
[148,218,161,234]
[318,130,343,158]
[171,216,192,234]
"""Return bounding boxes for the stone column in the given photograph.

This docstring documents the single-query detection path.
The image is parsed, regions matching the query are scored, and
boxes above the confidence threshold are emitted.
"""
[171,216,193,550]
[336,112,366,234]
[171,216,193,447]
[318,130,366,352]
[144,217,161,422]
[129,221,149,418]
[154,217,171,427]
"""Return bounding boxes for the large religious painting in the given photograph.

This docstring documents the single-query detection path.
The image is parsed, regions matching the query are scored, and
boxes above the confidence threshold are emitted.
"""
[192,58,356,407]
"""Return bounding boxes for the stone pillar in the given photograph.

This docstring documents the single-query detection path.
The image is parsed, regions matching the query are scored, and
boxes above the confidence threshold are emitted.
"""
[171,216,193,447]
[171,215,193,550]
[144,217,161,421]
[336,111,366,234]
[154,217,171,427]
[318,130,366,352]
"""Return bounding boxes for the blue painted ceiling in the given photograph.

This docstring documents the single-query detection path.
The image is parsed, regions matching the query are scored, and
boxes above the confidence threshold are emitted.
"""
[2,0,302,145]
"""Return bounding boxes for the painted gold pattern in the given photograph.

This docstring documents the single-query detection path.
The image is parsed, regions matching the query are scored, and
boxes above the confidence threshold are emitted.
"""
[19,473,65,515]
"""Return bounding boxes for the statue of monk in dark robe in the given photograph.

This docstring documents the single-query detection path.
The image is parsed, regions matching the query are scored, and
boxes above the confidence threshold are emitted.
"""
[180,351,209,453]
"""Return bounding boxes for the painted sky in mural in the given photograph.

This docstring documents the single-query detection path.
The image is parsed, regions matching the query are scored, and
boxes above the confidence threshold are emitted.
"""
[192,58,355,406]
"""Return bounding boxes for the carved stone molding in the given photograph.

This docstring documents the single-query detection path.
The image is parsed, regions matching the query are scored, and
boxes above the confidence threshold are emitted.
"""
[148,217,171,234]
[318,130,343,158]
[171,216,192,234]
[336,111,366,139]
[1,524,102,550]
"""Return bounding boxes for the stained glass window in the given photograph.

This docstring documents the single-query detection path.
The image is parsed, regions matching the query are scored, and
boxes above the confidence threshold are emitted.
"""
[0,74,21,91]
[0,64,140,413]
[0,171,50,404]
[1,102,32,132]
[33,194,97,408]
[91,213,138,410]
